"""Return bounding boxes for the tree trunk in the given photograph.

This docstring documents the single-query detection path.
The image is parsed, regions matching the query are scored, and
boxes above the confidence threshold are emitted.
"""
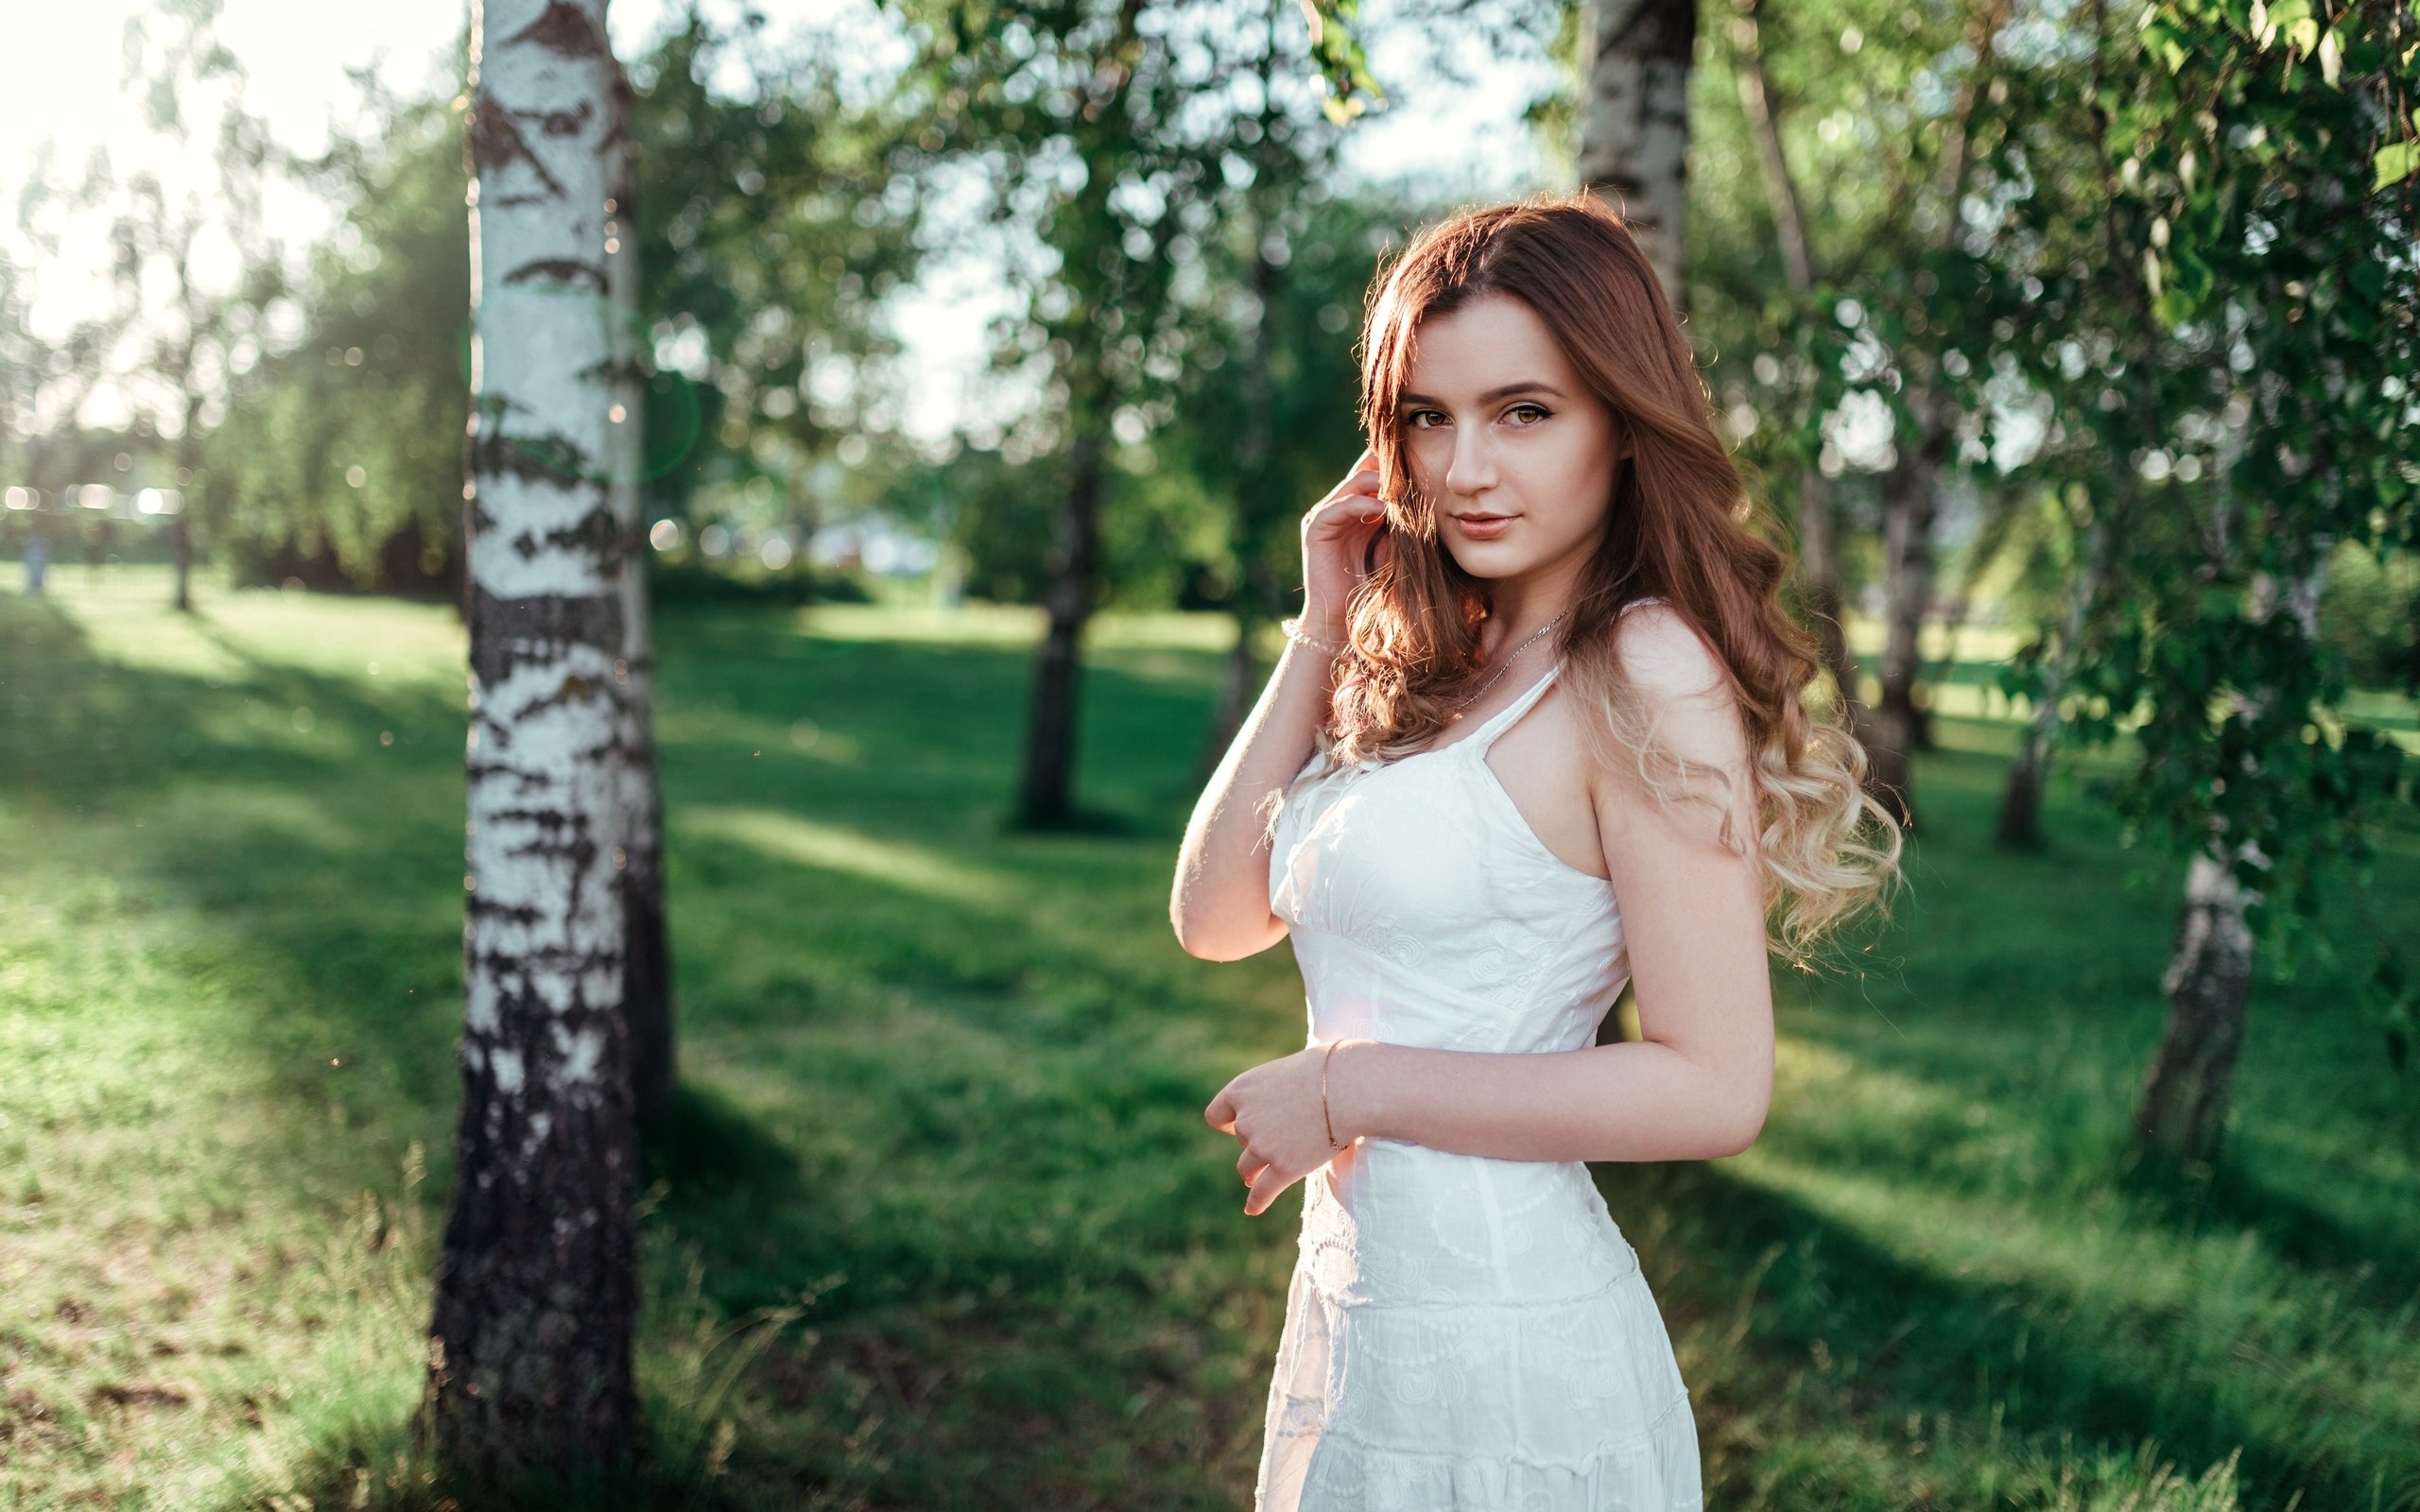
[607,80,675,1131]
[1996,526,2101,849]
[1017,425,1108,828]
[1204,198,1287,769]
[1867,418,1945,825]
[1576,0,1697,310]
[430,0,638,1486]
[170,515,193,612]
[2134,846,2256,1164]
[1864,0,2010,827]
[1995,688,2059,848]
[173,390,204,613]
[1729,0,1872,739]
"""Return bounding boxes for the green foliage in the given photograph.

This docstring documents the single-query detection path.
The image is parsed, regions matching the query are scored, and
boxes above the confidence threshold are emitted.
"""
[626,14,922,536]
[204,84,469,591]
[1160,187,1408,615]
[2045,0,2417,941]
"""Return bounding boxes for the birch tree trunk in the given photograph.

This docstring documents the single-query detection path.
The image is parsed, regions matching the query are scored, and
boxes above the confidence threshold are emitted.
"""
[429,0,639,1482]
[2132,561,2321,1165]
[1576,0,1697,310]
[2133,845,2257,1164]
[606,82,675,1129]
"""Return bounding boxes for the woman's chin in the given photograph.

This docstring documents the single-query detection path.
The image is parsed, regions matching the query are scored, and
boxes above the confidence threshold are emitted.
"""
[1442,539,1539,580]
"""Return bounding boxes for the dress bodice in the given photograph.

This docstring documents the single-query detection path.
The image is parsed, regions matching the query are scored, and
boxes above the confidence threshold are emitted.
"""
[1268,661,1629,1057]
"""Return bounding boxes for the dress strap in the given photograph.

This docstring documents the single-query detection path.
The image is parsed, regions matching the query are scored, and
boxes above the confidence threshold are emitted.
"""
[1462,662,1565,755]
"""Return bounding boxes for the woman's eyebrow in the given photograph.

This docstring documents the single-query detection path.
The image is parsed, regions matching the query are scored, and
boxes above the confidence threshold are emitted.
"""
[1399,382,1569,405]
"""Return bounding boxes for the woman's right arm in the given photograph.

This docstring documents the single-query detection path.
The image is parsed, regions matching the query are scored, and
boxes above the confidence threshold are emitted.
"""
[1169,450,1389,962]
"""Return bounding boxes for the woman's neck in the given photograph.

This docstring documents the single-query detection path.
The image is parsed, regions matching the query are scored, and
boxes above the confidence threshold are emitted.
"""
[1477,555,1591,659]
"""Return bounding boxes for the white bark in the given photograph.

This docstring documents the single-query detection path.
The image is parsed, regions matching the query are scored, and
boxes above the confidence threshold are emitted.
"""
[463,0,626,1091]
[1576,0,1697,309]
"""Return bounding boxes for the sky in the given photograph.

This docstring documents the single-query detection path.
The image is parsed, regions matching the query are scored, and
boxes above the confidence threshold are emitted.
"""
[1,0,1560,441]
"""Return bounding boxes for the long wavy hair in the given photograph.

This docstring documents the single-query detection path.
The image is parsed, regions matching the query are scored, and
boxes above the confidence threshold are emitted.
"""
[1325,193,1902,960]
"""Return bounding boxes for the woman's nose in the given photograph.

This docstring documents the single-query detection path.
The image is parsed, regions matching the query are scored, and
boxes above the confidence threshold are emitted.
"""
[1443,430,1495,498]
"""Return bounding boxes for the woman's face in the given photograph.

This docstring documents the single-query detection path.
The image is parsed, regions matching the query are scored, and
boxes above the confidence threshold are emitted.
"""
[1395,292,1624,587]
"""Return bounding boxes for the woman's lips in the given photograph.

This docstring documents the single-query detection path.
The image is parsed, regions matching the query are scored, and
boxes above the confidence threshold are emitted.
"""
[1450,513,1516,540]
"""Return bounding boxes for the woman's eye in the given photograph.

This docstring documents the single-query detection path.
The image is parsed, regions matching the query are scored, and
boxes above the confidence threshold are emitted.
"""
[1506,404,1550,425]
[1407,409,1448,429]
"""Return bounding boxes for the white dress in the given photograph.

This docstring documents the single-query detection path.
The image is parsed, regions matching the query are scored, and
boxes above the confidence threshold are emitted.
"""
[1255,651,1704,1512]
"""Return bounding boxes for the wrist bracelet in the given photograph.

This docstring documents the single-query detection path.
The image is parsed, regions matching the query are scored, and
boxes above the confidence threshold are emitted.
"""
[1321,1040,1345,1151]
[1282,616,1347,658]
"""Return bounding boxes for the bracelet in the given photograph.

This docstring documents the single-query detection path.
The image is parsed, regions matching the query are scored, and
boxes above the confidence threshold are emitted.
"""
[1321,1040,1346,1151]
[1282,616,1347,658]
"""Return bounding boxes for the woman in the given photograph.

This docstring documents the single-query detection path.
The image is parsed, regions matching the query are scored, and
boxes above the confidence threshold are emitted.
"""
[1170,195,1902,1510]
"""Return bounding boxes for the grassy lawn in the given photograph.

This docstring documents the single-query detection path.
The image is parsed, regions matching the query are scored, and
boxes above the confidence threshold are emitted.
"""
[2,566,2415,1510]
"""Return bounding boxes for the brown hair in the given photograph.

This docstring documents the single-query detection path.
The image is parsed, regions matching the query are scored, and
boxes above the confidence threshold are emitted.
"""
[1327,193,1901,957]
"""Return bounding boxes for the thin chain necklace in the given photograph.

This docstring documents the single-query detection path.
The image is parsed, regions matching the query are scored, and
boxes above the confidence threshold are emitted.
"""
[1445,609,1569,722]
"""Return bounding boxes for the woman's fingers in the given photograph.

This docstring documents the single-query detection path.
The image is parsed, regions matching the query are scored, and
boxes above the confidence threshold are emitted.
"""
[1202,1086,1237,1133]
[1244,1161,1295,1217]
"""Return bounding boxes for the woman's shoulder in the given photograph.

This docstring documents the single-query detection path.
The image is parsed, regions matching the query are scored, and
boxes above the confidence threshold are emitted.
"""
[1611,596,1728,703]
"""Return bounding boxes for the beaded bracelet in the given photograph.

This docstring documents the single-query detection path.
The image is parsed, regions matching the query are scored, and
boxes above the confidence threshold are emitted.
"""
[1281,616,1347,658]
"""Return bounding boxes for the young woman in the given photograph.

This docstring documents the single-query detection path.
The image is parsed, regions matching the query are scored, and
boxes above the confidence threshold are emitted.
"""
[1171,195,1902,1510]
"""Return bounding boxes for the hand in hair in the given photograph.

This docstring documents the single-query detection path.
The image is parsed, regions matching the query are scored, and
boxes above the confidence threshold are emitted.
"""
[1297,446,1391,641]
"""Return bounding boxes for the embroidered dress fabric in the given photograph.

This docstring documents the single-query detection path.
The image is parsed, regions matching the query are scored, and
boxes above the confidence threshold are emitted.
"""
[1256,643,1703,1511]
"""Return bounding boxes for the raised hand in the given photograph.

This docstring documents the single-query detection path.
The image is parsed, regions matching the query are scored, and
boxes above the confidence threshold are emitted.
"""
[1297,447,1391,644]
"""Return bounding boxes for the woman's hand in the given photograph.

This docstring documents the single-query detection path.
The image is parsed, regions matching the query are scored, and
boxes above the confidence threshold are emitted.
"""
[1298,447,1391,642]
[1203,1042,1354,1217]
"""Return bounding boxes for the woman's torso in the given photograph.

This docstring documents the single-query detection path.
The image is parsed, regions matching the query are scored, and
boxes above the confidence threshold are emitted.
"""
[1267,661,1640,1307]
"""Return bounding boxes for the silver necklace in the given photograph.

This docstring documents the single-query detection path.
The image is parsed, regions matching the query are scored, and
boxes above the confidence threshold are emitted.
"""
[1445,610,1569,721]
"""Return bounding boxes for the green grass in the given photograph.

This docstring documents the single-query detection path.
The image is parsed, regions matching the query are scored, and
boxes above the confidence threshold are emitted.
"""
[2,566,2416,1510]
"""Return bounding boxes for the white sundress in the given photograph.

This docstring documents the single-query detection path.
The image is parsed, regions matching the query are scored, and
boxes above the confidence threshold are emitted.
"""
[1255,644,1704,1511]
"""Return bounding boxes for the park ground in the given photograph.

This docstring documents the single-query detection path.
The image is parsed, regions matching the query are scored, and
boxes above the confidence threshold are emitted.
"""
[3,567,2418,1511]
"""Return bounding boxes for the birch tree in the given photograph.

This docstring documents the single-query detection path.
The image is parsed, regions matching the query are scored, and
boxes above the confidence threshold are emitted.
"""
[427,0,639,1481]
[1723,0,1869,734]
[2039,0,2418,1163]
[1575,0,1697,308]
[911,0,1236,828]
[86,0,276,611]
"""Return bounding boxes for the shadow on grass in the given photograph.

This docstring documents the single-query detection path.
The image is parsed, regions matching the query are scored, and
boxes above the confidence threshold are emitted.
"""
[1621,1158,2395,1511]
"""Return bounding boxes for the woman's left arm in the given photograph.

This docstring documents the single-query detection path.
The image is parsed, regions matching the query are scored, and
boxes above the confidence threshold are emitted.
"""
[1205,611,1773,1216]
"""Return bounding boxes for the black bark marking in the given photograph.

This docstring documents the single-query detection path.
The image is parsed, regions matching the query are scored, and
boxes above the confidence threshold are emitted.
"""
[470,95,566,198]
[504,505,621,567]
[525,99,598,139]
[507,1,611,60]
[473,427,604,489]
[503,257,608,294]
[468,587,625,691]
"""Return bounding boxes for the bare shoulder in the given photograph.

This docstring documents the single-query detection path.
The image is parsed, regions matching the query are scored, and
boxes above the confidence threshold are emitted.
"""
[1596,601,1753,799]
[1612,601,1732,704]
